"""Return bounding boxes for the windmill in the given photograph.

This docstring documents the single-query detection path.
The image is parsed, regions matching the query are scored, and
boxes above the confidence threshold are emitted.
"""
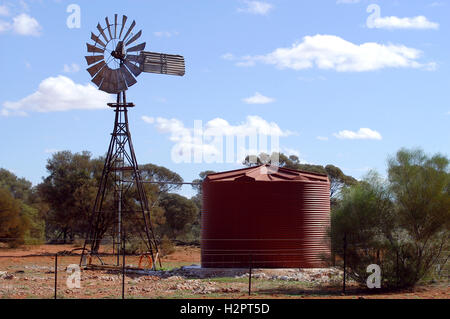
[80,15,185,270]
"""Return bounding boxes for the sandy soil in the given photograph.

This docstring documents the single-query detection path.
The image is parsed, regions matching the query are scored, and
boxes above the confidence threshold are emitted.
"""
[0,245,448,299]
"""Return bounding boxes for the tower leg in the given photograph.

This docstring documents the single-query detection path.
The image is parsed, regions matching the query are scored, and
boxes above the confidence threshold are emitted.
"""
[80,92,160,269]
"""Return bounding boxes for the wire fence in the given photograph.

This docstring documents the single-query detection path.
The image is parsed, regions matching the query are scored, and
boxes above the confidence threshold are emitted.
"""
[0,237,448,299]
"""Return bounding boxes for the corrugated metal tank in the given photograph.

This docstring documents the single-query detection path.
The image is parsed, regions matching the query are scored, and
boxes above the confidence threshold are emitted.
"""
[201,165,331,268]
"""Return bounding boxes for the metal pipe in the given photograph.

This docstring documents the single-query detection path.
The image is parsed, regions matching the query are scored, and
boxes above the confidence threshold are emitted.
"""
[343,234,347,294]
[248,255,252,296]
[396,249,399,289]
[54,254,58,299]
[122,236,126,299]
[122,181,200,185]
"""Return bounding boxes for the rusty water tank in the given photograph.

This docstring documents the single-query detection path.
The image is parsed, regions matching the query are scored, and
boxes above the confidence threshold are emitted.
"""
[201,165,331,268]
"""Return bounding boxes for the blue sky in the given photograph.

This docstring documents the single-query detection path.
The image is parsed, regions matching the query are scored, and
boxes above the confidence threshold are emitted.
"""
[0,0,449,198]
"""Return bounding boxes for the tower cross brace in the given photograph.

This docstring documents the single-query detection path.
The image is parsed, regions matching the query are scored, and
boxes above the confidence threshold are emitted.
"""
[80,90,161,269]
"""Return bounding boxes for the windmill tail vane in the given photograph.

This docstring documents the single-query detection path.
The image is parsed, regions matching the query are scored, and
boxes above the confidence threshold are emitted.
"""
[80,14,185,271]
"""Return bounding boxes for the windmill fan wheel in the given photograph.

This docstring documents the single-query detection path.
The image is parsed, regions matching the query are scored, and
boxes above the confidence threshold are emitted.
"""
[85,14,146,94]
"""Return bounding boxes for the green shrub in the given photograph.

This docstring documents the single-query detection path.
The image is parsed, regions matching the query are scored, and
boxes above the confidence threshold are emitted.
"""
[331,149,449,288]
[159,235,175,256]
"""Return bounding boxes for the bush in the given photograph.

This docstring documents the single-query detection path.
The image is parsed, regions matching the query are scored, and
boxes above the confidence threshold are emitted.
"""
[331,149,449,288]
[0,188,28,248]
[21,203,45,245]
[331,172,397,287]
[159,235,175,257]
[124,237,147,255]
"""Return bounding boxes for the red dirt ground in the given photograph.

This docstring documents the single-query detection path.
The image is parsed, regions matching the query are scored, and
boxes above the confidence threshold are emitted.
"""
[0,245,448,299]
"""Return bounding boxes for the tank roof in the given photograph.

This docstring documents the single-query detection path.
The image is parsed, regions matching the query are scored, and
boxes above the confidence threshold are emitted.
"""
[204,164,329,183]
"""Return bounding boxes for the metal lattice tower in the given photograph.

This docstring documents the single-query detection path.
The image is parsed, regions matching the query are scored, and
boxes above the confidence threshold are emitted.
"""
[80,15,185,269]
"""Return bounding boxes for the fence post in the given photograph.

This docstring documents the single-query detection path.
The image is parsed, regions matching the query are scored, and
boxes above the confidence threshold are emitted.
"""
[342,234,347,294]
[396,249,399,289]
[248,255,252,296]
[122,238,125,299]
[54,253,58,299]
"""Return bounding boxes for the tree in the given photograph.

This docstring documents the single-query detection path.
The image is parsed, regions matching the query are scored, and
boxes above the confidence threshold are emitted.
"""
[0,169,46,244]
[159,193,198,240]
[38,151,96,243]
[138,163,185,238]
[243,152,356,199]
[140,163,183,193]
[0,168,33,202]
[20,203,45,244]
[0,188,27,247]
[387,148,450,285]
[191,170,216,195]
[325,164,357,204]
[331,148,450,288]
[330,172,396,286]
[189,170,216,241]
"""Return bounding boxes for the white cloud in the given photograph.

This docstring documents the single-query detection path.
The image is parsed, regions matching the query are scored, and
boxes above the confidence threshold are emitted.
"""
[143,115,294,160]
[333,128,382,140]
[243,92,275,104]
[11,13,42,36]
[238,1,273,15]
[142,116,155,124]
[204,116,293,137]
[234,34,436,72]
[1,75,112,116]
[282,147,300,157]
[221,53,235,60]
[337,0,360,4]
[153,31,178,37]
[0,5,10,16]
[0,19,10,32]
[63,63,80,73]
[19,0,29,12]
[372,16,439,30]
[280,147,310,164]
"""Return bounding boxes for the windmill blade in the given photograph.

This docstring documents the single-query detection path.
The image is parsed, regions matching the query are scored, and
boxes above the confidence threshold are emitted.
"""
[85,55,104,66]
[97,23,109,43]
[99,68,112,93]
[119,15,128,39]
[99,68,118,94]
[105,17,113,40]
[125,30,142,47]
[91,32,106,48]
[125,54,142,64]
[119,64,137,87]
[110,69,119,93]
[124,59,142,77]
[127,42,146,53]
[116,69,128,92]
[122,20,136,42]
[87,43,104,54]
[87,60,106,77]
[91,65,107,87]
[114,14,118,38]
